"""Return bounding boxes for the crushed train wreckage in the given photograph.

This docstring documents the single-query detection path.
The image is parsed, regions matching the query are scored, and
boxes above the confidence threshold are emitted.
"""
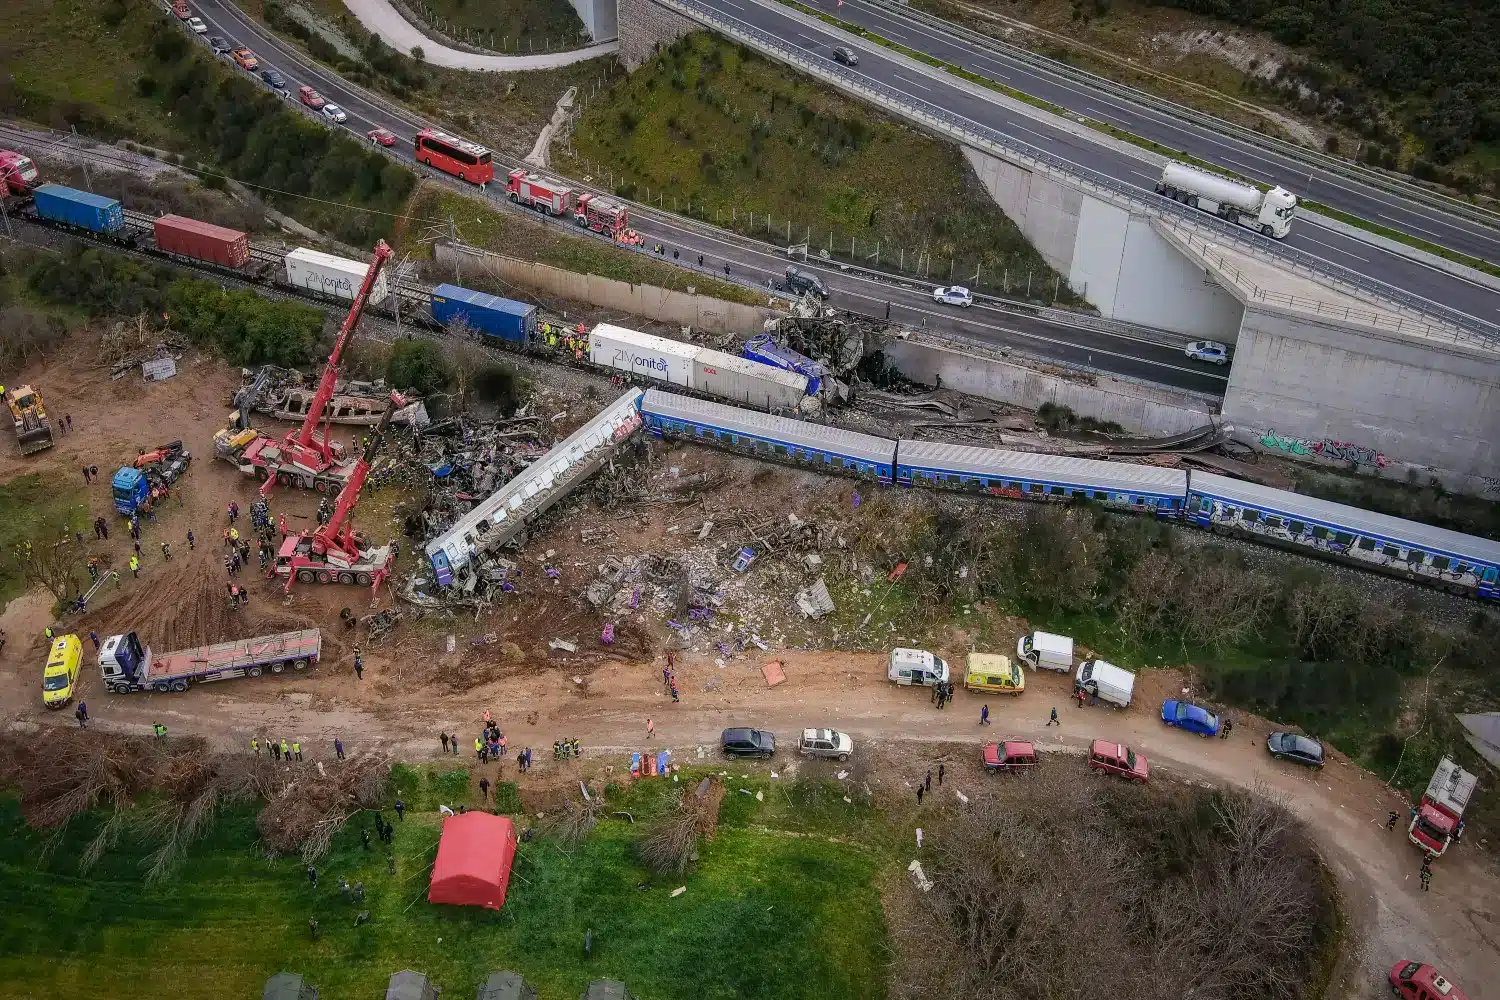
[231,366,430,427]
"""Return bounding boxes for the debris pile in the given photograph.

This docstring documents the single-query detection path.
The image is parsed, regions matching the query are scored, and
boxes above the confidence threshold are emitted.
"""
[230,366,429,427]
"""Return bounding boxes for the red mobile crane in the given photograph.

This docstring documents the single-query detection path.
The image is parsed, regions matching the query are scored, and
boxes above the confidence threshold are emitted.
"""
[214,241,392,495]
[271,390,406,595]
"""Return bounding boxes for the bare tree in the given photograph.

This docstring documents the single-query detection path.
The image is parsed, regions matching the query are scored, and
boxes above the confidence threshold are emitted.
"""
[14,529,88,605]
[889,770,1330,1000]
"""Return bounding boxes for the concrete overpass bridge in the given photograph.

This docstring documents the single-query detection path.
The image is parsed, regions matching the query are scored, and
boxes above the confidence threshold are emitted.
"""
[614,0,1500,487]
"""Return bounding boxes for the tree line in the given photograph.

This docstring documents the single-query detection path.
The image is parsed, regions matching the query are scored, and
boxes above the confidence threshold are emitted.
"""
[137,15,415,245]
[1147,0,1500,164]
[23,245,324,367]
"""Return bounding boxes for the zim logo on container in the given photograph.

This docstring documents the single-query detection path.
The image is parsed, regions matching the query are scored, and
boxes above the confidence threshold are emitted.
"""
[613,348,669,373]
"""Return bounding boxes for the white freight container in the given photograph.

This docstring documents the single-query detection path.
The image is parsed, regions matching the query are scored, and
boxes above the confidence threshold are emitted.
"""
[1016,631,1074,672]
[284,247,391,305]
[693,348,808,411]
[1075,658,1135,708]
[589,323,700,388]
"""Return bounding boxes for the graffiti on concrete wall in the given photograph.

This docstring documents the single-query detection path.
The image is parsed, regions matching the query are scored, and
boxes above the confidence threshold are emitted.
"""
[1481,476,1500,499]
[1259,429,1389,468]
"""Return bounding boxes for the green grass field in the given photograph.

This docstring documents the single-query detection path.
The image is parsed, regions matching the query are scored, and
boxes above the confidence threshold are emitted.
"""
[407,186,766,306]
[560,33,1074,302]
[0,768,890,1000]
[0,473,90,608]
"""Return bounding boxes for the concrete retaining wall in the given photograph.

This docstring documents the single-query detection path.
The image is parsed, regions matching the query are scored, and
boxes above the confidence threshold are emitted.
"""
[618,0,695,69]
[570,0,619,42]
[436,243,779,335]
[883,337,1215,437]
[1223,305,1500,480]
[964,149,1241,341]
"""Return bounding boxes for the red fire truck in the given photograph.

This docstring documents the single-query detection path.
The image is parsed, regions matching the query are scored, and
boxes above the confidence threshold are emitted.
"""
[575,192,628,237]
[1408,756,1477,857]
[506,168,575,216]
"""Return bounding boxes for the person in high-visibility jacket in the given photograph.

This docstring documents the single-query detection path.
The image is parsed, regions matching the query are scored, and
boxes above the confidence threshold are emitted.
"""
[280,739,289,759]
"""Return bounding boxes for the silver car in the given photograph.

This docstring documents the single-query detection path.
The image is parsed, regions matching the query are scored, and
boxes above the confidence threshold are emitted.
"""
[798,728,853,761]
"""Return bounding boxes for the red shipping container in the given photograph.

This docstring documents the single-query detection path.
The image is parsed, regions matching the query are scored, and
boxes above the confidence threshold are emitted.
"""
[153,214,250,268]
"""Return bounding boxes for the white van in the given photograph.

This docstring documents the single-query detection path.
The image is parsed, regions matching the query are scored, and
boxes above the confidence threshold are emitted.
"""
[1015,631,1074,673]
[1075,659,1135,708]
[888,648,950,687]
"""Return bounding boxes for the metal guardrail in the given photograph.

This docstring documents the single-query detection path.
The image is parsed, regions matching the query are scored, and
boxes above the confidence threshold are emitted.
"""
[657,0,1500,344]
[1159,226,1489,347]
[857,0,1500,236]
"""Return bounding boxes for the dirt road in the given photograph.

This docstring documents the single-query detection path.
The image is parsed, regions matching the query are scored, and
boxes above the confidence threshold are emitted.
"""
[3,635,1495,998]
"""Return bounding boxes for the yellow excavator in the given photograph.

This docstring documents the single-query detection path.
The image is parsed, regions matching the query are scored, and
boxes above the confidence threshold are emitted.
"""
[3,384,56,455]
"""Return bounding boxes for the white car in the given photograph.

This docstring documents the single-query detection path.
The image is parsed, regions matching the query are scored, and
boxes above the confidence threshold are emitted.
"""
[187,16,208,33]
[321,104,348,124]
[798,728,853,761]
[1184,340,1230,365]
[933,285,973,307]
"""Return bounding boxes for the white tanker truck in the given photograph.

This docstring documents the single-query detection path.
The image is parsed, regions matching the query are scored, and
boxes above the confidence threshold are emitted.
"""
[1155,161,1298,239]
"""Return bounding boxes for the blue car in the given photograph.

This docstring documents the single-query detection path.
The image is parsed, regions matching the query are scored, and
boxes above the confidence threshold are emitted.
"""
[1161,700,1220,737]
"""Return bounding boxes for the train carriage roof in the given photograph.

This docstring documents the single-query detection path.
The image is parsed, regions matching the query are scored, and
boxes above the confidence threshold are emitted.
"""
[1190,471,1500,563]
[898,439,1188,496]
[641,389,894,466]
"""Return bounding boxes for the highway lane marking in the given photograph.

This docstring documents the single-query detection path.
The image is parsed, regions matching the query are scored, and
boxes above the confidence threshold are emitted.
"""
[1084,105,1133,127]
[894,73,932,92]
[1374,211,1500,255]
[716,0,744,9]
[1296,235,1368,262]
[1130,170,1159,185]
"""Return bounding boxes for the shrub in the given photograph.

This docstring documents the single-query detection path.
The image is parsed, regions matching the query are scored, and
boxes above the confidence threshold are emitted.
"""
[386,338,451,396]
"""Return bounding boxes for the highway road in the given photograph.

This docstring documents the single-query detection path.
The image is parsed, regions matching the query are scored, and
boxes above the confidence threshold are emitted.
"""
[791,0,1500,266]
[693,0,1500,326]
[156,0,1233,397]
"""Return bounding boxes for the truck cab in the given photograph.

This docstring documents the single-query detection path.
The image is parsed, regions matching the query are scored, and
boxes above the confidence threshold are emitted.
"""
[111,467,150,515]
[99,632,151,693]
[1408,756,1477,856]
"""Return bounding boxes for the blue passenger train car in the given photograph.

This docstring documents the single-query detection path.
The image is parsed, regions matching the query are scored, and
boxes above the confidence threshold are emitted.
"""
[640,388,896,482]
[1186,472,1500,598]
[896,439,1188,516]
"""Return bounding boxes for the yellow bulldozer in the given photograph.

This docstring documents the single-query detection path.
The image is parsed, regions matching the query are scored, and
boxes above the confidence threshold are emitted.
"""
[3,384,56,455]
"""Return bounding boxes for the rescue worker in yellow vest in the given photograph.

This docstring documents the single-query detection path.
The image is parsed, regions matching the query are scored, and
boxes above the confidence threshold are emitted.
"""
[251,737,259,755]
[292,741,303,762]
[280,739,290,760]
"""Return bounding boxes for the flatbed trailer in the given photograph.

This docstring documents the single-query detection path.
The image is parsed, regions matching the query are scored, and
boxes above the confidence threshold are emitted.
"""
[99,629,322,693]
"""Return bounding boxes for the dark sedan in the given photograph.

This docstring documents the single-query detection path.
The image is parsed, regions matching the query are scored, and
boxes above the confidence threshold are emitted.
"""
[1267,732,1325,768]
[721,727,775,759]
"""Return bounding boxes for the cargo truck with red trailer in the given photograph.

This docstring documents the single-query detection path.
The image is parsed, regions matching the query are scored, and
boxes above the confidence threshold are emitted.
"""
[575,193,628,236]
[1408,756,1477,857]
[506,169,575,216]
[97,629,322,693]
[153,214,250,268]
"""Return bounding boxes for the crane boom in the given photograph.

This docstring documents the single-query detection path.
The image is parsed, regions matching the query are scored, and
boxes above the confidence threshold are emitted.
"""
[294,240,393,456]
[314,390,406,556]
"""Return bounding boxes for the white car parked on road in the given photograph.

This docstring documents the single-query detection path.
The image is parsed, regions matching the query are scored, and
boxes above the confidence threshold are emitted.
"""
[321,104,348,124]
[1184,340,1230,365]
[187,16,208,33]
[932,285,973,307]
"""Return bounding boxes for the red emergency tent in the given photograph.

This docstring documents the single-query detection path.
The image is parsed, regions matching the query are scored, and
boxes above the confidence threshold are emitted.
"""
[427,812,518,910]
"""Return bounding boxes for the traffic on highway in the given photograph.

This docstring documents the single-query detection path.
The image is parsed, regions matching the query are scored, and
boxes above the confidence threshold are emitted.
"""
[161,0,1234,396]
[685,0,1500,326]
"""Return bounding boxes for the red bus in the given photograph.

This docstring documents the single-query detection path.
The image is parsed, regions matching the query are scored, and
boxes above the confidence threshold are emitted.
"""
[414,129,494,186]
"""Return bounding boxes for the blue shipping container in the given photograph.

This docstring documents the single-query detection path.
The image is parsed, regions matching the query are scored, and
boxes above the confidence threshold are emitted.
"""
[431,283,536,343]
[32,184,124,235]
